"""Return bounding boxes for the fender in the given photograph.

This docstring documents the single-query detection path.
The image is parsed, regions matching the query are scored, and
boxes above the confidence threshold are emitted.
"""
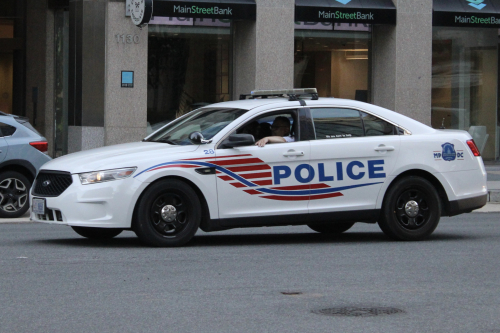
[0,159,36,179]
[134,167,219,220]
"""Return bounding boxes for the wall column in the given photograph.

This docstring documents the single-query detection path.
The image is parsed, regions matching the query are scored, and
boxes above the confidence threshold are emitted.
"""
[233,0,295,98]
[372,0,433,125]
[68,0,147,153]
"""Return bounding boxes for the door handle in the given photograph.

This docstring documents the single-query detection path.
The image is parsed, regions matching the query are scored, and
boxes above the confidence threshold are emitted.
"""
[374,145,395,152]
[283,150,304,157]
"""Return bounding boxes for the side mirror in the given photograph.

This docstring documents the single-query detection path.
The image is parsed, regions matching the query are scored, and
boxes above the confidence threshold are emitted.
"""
[189,131,203,144]
[220,134,255,148]
[189,131,212,144]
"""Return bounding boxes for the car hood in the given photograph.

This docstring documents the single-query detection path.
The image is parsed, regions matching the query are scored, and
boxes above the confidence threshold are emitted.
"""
[41,142,199,174]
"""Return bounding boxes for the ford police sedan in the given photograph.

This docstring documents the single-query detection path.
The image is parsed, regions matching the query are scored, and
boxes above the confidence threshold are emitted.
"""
[31,89,487,247]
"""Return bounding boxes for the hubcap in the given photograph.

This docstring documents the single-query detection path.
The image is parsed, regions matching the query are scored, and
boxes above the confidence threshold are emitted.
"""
[161,205,177,222]
[404,200,419,217]
[0,178,27,212]
[395,189,430,230]
[150,193,188,237]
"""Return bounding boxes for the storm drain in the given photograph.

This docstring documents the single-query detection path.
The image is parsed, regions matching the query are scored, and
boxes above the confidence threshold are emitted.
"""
[281,292,303,295]
[312,307,405,317]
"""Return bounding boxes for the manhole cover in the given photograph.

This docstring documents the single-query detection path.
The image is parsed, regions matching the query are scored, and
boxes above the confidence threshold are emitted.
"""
[312,307,405,317]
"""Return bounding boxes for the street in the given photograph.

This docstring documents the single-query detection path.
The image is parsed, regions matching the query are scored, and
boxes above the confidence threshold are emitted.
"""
[1,213,500,333]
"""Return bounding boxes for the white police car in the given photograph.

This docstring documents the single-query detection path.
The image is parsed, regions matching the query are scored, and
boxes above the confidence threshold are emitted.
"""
[31,89,487,246]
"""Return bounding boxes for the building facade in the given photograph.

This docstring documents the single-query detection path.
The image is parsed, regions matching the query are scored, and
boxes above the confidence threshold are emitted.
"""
[0,0,499,160]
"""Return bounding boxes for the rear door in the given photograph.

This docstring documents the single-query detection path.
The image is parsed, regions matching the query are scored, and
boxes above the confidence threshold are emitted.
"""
[308,107,401,214]
[0,123,11,163]
[215,109,311,222]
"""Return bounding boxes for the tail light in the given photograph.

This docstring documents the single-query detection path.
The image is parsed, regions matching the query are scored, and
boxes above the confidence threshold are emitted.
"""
[30,141,48,153]
[466,139,480,157]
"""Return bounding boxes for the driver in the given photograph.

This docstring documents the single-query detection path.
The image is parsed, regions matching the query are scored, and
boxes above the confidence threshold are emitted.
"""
[255,116,294,147]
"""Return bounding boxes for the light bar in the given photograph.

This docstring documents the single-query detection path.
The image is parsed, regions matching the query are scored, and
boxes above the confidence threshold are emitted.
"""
[250,88,317,96]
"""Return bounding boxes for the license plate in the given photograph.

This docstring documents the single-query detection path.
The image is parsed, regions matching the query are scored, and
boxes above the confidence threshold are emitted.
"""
[32,198,46,215]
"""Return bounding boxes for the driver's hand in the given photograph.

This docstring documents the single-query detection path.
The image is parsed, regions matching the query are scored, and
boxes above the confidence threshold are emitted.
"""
[255,137,269,147]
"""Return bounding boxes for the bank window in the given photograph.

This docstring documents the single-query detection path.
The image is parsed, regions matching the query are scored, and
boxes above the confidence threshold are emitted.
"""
[147,18,232,134]
[294,23,371,102]
[311,108,363,139]
[432,27,498,160]
[361,112,397,136]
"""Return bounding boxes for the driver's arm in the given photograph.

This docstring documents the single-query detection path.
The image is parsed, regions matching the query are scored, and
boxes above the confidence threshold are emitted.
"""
[255,136,286,147]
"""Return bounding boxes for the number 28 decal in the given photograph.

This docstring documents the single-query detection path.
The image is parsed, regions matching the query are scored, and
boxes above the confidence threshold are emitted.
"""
[204,149,215,155]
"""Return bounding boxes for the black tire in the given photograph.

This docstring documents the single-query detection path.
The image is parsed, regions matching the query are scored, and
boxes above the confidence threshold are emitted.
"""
[378,176,441,241]
[307,222,355,234]
[134,179,201,247]
[71,226,123,239]
[0,171,31,218]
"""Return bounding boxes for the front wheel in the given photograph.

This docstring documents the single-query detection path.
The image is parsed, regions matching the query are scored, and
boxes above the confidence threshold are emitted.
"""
[0,171,31,218]
[71,226,123,239]
[308,222,355,234]
[134,179,201,247]
[378,176,441,241]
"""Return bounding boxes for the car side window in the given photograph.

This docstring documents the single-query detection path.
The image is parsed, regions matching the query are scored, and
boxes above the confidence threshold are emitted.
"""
[233,111,297,144]
[0,122,16,137]
[361,112,397,136]
[311,108,363,140]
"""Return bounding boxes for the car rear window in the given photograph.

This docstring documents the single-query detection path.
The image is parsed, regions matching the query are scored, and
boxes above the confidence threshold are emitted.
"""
[0,122,16,137]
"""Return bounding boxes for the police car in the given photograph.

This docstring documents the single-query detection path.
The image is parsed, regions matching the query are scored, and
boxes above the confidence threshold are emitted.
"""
[30,89,487,246]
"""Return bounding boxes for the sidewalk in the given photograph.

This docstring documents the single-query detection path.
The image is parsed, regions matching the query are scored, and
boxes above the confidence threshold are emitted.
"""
[0,211,31,224]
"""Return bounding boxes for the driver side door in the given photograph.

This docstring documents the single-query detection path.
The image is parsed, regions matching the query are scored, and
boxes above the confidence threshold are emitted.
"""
[215,109,311,225]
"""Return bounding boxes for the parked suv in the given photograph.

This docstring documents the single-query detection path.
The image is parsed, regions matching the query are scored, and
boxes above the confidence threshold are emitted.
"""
[0,112,51,218]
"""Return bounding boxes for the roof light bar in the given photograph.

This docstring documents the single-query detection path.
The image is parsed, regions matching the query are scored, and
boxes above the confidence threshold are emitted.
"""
[239,88,319,103]
[250,88,317,96]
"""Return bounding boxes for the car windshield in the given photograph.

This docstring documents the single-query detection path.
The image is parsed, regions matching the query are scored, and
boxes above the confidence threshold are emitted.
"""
[146,108,248,145]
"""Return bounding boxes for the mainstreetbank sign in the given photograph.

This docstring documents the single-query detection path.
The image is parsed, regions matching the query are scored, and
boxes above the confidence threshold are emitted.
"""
[152,1,256,20]
[434,11,500,27]
[319,11,375,20]
[295,0,397,25]
[296,7,396,24]
[433,0,500,27]
[173,5,233,16]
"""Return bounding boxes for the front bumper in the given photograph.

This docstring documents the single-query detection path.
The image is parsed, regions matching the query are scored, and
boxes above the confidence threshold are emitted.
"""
[30,174,147,228]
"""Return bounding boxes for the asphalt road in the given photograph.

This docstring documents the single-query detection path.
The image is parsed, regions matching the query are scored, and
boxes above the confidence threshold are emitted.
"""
[1,214,500,333]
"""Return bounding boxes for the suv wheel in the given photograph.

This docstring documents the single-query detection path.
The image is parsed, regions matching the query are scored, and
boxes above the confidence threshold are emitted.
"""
[0,171,30,218]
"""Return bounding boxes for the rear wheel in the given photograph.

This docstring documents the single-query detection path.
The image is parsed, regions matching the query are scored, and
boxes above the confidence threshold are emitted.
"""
[71,226,123,239]
[0,171,30,218]
[378,176,441,241]
[134,179,201,247]
[307,222,355,234]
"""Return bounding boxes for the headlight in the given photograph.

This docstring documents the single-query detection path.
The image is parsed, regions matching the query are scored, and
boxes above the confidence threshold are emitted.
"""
[79,167,137,185]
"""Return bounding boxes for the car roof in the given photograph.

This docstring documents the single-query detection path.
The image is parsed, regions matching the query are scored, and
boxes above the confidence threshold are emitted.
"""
[202,97,433,135]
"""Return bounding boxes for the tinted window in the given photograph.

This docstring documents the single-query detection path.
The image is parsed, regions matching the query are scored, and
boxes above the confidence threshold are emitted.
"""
[311,108,363,139]
[361,112,397,136]
[0,122,16,137]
